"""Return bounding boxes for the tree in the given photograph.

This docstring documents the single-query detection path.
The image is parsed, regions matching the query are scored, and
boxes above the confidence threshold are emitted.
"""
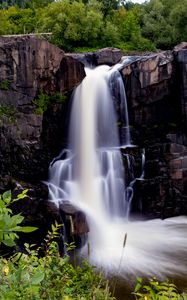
[40,0,104,50]
[169,0,187,43]
[109,6,154,51]
[0,5,38,34]
[140,0,174,49]
[97,0,118,16]
[140,0,187,49]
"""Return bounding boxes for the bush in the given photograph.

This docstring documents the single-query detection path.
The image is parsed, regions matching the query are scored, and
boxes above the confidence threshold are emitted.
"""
[32,91,67,115]
[0,223,115,299]
[0,190,37,247]
[133,277,187,300]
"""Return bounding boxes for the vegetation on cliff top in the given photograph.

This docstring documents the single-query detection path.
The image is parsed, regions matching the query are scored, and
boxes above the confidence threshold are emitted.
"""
[0,0,186,52]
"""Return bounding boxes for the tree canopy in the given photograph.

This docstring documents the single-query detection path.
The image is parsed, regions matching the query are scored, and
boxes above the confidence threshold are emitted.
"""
[0,0,186,51]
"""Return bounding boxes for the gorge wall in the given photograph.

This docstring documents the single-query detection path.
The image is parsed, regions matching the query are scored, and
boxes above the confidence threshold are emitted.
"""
[0,36,85,243]
[119,44,187,218]
[0,36,187,244]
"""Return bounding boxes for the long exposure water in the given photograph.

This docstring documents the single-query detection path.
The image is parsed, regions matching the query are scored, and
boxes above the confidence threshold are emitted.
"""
[47,63,187,295]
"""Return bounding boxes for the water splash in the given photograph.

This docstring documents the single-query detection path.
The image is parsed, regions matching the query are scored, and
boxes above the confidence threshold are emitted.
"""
[48,65,187,279]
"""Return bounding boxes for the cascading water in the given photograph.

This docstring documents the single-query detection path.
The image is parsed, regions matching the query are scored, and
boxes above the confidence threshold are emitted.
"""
[48,64,187,279]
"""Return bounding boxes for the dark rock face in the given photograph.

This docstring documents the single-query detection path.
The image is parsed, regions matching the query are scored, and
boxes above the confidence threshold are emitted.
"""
[120,45,187,218]
[0,36,85,246]
[69,47,123,66]
[1,37,187,247]
[121,52,175,128]
[0,36,85,181]
[93,48,123,66]
[59,202,89,248]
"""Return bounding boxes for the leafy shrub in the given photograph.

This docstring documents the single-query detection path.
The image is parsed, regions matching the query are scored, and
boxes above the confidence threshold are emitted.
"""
[0,104,17,125]
[32,91,67,115]
[0,80,11,90]
[0,190,37,247]
[133,277,187,300]
[0,104,16,117]
[0,223,115,300]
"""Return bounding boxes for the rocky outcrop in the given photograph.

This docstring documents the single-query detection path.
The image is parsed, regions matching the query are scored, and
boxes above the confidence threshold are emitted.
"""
[70,47,123,66]
[173,43,187,130]
[120,51,175,127]
[59,202,89,248]
[119,44,187,218]
[1,36,187,246]
[0,36,85,182]
[0,36,86,247]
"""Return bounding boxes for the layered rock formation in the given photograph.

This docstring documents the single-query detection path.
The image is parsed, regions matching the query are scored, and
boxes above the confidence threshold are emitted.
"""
[0,36,85,245]
[70,47,123,66]
[0,36,85,183]
[119,43,187,218]
[0,36,187,247]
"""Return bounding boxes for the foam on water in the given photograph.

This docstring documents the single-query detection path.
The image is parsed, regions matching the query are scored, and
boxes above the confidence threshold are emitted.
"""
[48,65,187,278]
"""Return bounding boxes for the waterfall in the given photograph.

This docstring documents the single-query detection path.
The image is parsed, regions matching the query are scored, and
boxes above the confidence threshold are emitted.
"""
[47,64,187,278]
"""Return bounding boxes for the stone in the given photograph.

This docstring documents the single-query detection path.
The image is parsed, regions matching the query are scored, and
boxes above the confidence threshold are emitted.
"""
[56,55,85,92]
[93,47,123,65]
[69,47,123,66]
[173,42,187,51]
[1,37,187,238]
[0,36,85,181]
[59,202,89,235]
[59,202,89,248]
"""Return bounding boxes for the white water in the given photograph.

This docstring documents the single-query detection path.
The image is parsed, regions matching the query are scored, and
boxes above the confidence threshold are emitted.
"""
[48,65,187,279]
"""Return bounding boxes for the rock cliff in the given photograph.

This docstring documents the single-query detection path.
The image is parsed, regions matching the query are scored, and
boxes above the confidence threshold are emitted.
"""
[0,36,85,245]
[0,37,187,247]
[0,36,85,182]
[119,43,187,218]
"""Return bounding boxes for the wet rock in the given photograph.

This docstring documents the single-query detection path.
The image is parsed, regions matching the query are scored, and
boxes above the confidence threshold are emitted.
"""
[118,45,187,218]
[120,51,175,128]
[1,37,187,237]
[59,202,89,236]
[93,47,123,66]
[69,47,123,66]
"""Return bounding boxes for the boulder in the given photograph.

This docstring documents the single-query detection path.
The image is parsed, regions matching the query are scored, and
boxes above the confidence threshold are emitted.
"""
[93,47,123,66]
[69,47,123,66]
[60,202,89,236]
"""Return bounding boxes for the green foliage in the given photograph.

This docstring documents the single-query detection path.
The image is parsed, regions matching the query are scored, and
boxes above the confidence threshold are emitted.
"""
[0,0,186,52]
[0,223,115,299]
[40,0,104,51]
[0,190,37,247]
[32,91,67,115]
[0,104,16,117]
[0,80,10,90]
[133,277,187,300]
[0,5,37,34]
[140,0,187,49]
[169,0,187,44]
[0,104,17,124]
[109,6,155,51]
[97,0,118,16]
[0,0,54,9]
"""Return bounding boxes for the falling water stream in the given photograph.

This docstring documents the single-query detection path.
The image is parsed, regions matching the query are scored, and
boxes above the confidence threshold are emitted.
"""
[48,63,187,297]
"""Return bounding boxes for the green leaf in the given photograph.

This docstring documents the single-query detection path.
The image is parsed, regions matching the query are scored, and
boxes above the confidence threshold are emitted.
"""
[11,214,24,225]
[16,226,38,233]
[14,189,29,201]
[31,271,45,285]
[0,199,6,209]
[3,238,16,247]
[2,190,11,204]
[134,282,142,293]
